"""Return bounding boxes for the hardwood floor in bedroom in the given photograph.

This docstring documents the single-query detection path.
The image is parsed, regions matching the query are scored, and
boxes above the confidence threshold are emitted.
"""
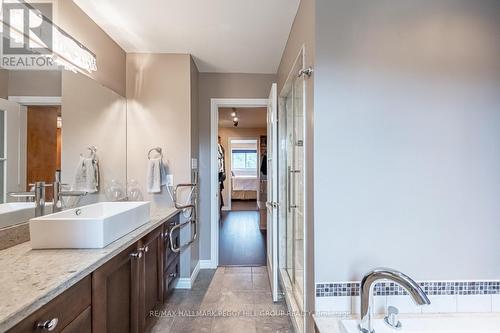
[219,207,266,266]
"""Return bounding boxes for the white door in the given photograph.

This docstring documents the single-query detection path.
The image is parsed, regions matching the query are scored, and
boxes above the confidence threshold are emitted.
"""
[266,83,279,302]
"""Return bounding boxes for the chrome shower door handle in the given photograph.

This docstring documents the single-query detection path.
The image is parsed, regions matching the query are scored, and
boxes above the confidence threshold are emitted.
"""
[287,166,299,212]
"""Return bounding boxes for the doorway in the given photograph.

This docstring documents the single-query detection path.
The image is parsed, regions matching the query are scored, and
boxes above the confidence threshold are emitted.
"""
[217,108,267,266]
[26,105,62,201]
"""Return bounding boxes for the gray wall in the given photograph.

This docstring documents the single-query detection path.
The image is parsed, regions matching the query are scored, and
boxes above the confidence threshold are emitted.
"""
[198,73,275,261]
[315,0,500,282]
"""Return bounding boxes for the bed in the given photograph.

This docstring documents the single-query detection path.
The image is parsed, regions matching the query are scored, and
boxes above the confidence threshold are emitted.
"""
[231,175,259,200]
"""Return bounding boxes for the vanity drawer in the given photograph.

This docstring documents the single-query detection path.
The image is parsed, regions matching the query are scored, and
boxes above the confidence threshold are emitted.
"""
[8,276,91,333]
[60,307,91,333]
[164,256,180,299]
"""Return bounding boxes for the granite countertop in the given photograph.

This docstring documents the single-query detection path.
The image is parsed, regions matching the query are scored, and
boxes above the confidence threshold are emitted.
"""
[0,207,179,332]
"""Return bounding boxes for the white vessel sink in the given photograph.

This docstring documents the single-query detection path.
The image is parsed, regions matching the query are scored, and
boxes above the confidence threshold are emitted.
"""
[0,202,53,228]
[29,201,151,249]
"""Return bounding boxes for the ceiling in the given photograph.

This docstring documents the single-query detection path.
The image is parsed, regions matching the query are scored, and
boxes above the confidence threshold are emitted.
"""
[219,107,267,128]
[73,0,300,73]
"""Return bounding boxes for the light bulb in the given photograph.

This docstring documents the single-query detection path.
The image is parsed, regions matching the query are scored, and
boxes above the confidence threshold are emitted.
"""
[233,117,239,122]
[231,111,236,117]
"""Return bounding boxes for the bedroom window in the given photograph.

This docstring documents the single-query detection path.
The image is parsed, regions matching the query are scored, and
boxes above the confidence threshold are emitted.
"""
[232,149,257,171]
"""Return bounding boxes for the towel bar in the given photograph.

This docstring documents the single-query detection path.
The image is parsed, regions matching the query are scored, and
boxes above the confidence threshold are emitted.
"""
[169,183,198,253]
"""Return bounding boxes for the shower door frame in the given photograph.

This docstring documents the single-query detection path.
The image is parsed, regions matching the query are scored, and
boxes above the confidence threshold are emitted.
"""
[277,45,313,333]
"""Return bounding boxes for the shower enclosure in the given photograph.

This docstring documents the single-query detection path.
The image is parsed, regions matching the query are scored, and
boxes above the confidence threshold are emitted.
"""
[278,48,306,332]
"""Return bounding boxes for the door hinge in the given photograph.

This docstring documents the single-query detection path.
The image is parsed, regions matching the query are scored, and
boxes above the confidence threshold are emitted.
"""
[298,67,314,78]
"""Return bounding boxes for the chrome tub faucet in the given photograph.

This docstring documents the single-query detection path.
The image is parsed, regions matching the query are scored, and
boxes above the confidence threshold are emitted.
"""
[359,268,430,333]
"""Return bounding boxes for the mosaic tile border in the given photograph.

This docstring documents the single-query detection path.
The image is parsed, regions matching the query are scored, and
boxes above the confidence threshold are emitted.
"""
[316,281,500,297]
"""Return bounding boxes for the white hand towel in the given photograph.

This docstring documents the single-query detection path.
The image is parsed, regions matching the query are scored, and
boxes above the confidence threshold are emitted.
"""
[72,156,99,193]
[147,158,162,193]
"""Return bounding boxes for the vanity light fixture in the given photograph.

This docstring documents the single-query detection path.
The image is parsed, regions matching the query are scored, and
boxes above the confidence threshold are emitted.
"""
[1,1,97,74]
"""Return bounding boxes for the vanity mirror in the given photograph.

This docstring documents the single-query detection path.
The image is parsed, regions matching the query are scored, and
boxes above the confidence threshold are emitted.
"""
[0,69,127,229]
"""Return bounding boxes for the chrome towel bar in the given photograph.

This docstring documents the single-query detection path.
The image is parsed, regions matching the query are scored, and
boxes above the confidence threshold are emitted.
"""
[169,183,197,253]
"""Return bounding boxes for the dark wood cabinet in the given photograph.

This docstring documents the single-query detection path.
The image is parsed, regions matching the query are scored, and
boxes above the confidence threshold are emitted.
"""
[11,212,182,333]
[60,307,91,333]
[7,276,91,333]
[140,226,164,331]
[92,243,142,333]
[163,214,180,300]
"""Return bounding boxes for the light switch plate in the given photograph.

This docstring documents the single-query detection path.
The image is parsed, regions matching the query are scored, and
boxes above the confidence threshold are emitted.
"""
[166,174,174,187]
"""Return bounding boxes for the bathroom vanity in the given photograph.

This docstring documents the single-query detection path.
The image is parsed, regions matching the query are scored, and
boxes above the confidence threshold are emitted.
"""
[0,208,181,333]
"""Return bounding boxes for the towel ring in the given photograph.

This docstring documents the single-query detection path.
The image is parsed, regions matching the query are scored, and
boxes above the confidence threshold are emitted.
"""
[148,147,163,160]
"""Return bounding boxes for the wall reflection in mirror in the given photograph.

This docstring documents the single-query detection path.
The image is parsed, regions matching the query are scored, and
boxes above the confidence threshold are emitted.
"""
[0,69,127,229]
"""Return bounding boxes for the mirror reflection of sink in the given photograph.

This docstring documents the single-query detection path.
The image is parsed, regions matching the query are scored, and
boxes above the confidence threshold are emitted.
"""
[29,201,151,249]
[0,203,53,229]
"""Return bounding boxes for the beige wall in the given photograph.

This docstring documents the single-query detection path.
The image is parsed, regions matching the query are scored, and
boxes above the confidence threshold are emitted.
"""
[218,127,267,208]
[61,71,127,205]
[276,0,315,329]
[198,73,275,261]
[126,53,199,277]
[0,70,8,99]
[56,0,126,96]
[8,70,61,97]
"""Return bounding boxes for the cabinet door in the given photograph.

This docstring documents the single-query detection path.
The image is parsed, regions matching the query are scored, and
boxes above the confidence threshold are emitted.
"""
[92,243,141,333]
[140,226,164,331]
[60,307,91,333]
[7,277,91,333]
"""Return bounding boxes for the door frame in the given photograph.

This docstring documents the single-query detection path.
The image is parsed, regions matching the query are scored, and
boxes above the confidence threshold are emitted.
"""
[209,98,268,268]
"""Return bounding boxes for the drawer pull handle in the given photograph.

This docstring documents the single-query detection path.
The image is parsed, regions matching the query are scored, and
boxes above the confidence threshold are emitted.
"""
[169,272,177,278]
[35,318,58,331]
[130,251,142,259]
[139,246,149,253]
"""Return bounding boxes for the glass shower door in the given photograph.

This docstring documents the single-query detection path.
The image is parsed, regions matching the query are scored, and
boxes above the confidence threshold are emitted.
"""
[281,50,306,313]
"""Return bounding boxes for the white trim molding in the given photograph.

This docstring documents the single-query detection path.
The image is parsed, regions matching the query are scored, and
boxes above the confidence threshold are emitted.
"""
[174,260,200,289]
[8,96,62,106]
[210,98,268,268]
[200,259,217,269]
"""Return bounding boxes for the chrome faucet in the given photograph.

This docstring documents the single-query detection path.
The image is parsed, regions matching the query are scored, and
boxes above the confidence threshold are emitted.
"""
[359,268,430,333]
[8,181,48,217]
[53,170,87,212]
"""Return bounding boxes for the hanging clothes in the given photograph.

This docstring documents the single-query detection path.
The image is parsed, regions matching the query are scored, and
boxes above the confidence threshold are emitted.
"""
[260,154,267,176]
[217,143,226,208]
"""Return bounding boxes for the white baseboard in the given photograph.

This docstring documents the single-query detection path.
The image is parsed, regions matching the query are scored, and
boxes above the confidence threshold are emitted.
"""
[200,259,217,269]
[174,260,200,289]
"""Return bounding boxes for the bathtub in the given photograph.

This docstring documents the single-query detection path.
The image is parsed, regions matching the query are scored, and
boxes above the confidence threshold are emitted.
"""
[340,314,500,333]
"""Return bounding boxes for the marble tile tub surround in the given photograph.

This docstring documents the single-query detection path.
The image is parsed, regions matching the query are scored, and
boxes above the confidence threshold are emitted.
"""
[315,281,500,315]
[0,207,179,332]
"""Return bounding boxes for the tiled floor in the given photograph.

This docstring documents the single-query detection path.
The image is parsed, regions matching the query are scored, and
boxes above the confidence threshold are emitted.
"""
[150,267,294,333]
